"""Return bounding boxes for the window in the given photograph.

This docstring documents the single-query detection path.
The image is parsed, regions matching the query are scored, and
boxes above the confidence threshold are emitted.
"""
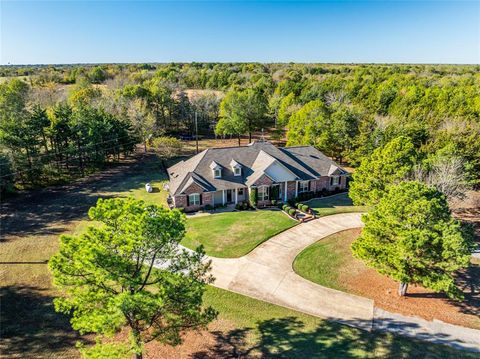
[214,169,222,178]
[299,181,309,193]
[188,193,200,206]
[258,186,269,201]
[331,176,340,186]
[234,167,241,176]
[238,188,244,196]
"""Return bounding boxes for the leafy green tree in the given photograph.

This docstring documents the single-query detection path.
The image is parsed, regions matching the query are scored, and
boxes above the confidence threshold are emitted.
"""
[286,100,329,149]
[277,92,299,127]
[351,181,474,299]
[87,66,108,84]
[349,136,417,206]
[68,79,101,108]
[329,105,360,163]
[152,136,183,160]
[216,89,268,143]
[0,153,15,195]
[49,198,216,358]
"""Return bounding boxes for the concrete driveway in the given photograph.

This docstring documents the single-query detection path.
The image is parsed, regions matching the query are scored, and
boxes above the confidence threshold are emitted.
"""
[210,213,375,330]
[208,212,480,352]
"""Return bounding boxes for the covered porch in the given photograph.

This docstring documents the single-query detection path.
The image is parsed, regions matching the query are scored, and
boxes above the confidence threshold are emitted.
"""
[213,187,248,206]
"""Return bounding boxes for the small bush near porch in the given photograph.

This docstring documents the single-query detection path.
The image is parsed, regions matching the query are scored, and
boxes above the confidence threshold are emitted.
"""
[182,210,297,258]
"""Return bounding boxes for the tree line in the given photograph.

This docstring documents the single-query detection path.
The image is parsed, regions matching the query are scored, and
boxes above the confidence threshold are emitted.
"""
[1,63,479,193]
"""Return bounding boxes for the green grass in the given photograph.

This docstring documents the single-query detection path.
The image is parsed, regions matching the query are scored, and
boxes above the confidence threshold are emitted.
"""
[182,210,297,258]
[104,157,169,207]
[201,286,477,358]
[293,229,361,291]
[306,193,371,217]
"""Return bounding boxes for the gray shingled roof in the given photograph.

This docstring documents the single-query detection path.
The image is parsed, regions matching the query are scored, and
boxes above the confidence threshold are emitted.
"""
[167,141,346,196]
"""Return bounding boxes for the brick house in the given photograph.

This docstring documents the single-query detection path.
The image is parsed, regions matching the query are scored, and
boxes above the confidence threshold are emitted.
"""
[167,141,348,212]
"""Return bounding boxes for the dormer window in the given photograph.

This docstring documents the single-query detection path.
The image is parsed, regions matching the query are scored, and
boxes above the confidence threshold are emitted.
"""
[230,159,242,177]
[210,161,222,178]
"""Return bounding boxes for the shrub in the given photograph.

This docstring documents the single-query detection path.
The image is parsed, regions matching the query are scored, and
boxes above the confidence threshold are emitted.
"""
[177,207,185,213]
[249,187,258,208]
[204,204,213,211]
[235,203,242,210]
[335,186,341,193]
[287,198,296,207]
[271,199,277,206]
[321,188,328,197]
[282,204,289,211]
[270,185,279,200]
[301,204,310,212]
[242,201,249,210]
[288,208,297,217]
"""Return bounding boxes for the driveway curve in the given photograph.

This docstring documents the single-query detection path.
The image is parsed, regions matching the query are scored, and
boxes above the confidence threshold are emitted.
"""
[210,213,374,330]
[207,212,480,352]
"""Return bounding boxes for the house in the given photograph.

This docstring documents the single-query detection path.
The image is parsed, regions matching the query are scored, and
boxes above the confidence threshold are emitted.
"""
[167,141,348,212]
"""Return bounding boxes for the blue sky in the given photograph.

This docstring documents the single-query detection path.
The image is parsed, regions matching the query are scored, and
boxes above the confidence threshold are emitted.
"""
[1,1,479,64]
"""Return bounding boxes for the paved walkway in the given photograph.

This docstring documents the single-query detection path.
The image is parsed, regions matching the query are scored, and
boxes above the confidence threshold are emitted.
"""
[207,213,480,352]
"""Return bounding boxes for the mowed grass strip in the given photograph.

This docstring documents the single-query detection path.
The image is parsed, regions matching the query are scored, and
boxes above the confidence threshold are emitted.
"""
[293,228,362,291]
[201,286,476,358]
[306,193,370,217]
[182,210,297,258]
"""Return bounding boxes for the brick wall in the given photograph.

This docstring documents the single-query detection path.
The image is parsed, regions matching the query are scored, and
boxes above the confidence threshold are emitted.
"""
[174,194,187,208]
[328,175,347,190]
[183,182,205,195]
[286,181,296,200]
[172,182,215,212]
[311,177,329,192]
[252,174,274,187]
[202,192,214,207]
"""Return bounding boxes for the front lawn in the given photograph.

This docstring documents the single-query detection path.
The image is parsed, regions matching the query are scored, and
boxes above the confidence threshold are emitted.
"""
[305,193,370,217]
[182,210,297,258]
[293,228,362,291]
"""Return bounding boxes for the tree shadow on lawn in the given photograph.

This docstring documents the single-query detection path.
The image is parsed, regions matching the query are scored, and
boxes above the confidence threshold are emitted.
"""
[406,264,480,318]
[192,316,470,359]
[0,152,164,240]
[0,285,89,357]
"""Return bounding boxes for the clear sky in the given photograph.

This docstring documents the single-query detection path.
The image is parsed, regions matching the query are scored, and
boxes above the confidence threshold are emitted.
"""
[1,1,479,65]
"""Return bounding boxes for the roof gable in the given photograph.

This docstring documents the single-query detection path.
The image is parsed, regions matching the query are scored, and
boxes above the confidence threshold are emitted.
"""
[167,141,347,195]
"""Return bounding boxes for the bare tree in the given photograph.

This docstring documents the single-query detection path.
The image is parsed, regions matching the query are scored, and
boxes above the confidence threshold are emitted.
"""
[324,91,349,106]
[412,156,467,203]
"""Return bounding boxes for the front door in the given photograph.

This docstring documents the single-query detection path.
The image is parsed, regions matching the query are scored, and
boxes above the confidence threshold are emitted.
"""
[226,189,233,203]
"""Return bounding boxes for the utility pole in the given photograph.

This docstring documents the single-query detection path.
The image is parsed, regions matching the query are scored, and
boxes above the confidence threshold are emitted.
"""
[195,111,199,154]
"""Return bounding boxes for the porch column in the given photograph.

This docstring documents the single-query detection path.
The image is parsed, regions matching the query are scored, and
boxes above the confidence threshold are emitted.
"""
[295,181,298,197]
[284,181,287,202]
[235,188,238,204]
[222,190,226,205]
